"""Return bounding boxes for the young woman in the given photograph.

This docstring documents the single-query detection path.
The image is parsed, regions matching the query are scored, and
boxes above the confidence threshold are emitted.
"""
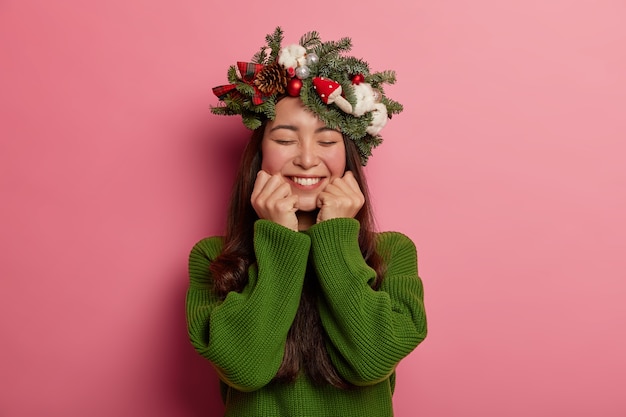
[186,28,427,416]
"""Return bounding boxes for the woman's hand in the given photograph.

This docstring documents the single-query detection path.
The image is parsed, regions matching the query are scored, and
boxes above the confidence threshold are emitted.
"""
[251,170,299,232]
[316,171,365,223]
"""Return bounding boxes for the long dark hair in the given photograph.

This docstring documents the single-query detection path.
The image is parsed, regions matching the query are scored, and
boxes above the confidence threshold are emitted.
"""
[210,123,385,388]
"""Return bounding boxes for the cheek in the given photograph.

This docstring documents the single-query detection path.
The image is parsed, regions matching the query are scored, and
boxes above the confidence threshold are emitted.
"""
[327,148,347,176]
[260,148,286,174]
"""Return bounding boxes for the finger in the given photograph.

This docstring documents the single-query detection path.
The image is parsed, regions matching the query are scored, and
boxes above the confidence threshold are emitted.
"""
[317,175,364,221]
[254,181,291,215]
[251,170,271,200]
[326,177,357,198]
[254,174,288,201]
[267,193,300,231]
[275,194,299,212]
[316,192,326,209]
[252,173,291,220]
[339,171,362,194]
[264,176,291,199]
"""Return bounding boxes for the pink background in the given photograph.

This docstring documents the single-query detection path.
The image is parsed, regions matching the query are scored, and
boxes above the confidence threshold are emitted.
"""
[1,0,625,416]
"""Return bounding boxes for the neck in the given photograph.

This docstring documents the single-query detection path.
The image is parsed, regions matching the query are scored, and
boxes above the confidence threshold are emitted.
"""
[296,210,317,231]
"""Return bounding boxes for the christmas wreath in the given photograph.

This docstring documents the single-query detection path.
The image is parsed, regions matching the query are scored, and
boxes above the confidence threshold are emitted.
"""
[211,27,403,165]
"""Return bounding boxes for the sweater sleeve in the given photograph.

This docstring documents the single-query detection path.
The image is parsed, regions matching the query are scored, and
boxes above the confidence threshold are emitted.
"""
[307,218,427,385]
[186,220,311,392]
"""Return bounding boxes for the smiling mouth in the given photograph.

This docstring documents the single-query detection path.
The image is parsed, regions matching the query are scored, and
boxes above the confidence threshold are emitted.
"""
[291,177,322,186]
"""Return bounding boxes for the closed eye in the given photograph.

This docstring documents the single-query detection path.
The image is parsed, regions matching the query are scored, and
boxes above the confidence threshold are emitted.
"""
[273,139,296,145]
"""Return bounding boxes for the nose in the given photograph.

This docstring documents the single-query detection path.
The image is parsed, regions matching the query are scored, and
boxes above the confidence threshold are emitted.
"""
[294,141,320,169]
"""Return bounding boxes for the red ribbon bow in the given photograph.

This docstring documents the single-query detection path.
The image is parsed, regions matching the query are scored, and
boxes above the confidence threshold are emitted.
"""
[212,62,267,106]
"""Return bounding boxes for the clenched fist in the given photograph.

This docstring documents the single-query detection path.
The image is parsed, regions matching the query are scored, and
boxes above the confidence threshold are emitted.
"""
[316,171,365,223]
[251,170,299,232]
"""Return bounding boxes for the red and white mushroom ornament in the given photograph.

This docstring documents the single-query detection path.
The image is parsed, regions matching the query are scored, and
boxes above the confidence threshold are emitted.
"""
[311,75,389,136]
[312,77,353,114]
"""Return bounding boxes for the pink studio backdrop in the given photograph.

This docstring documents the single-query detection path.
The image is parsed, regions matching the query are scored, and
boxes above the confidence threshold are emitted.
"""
[1,1,625,416]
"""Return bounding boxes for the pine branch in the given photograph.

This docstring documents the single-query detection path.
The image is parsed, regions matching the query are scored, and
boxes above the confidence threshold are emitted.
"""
[382,97,403,115]
[227,65,239,83]
[313,38,352,62]
[211,106,237,116]
[340,57,370,76]
[266,27,284,62]
[235,83,255,96]
[356,134,383,164]
[251,48,268,64]
[242,114,262,130]
[367,70,397,86]
[299,31,321,50]
[301,85,344,131]
[221,96,244,114]
[340,79,357,107]
[341,114,370,141]
[250,98,276,120]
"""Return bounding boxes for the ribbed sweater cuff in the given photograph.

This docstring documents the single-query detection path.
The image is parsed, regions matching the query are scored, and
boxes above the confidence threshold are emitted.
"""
[252,220,311,297]
[253,219,311,262]
[306,218,375,291]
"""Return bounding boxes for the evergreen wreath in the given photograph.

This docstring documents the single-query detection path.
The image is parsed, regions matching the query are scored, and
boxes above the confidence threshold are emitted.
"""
[211,27,403,165]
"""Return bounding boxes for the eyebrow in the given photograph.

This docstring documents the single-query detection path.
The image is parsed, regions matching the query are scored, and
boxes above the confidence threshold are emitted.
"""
[269,124,340,134]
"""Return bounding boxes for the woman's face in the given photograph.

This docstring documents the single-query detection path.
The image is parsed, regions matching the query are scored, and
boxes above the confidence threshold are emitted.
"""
[261,97,346,212]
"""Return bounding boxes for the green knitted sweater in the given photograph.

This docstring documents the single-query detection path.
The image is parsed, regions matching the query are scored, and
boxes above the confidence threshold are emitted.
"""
[186,218,427,416]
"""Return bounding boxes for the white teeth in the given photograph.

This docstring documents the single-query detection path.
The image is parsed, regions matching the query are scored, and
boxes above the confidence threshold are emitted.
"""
[292,177,321,186]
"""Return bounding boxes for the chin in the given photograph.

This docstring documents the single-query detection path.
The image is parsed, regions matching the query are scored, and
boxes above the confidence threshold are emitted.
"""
[296,195,319,212]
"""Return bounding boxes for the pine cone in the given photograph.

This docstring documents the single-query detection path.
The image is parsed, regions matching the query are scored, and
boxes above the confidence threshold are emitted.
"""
[254,62,289,95]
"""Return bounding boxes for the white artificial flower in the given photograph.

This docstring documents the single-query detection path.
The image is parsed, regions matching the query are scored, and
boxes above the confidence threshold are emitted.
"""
[278,44,307,69]
[366,102,388,136]
[351,83,378,117]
